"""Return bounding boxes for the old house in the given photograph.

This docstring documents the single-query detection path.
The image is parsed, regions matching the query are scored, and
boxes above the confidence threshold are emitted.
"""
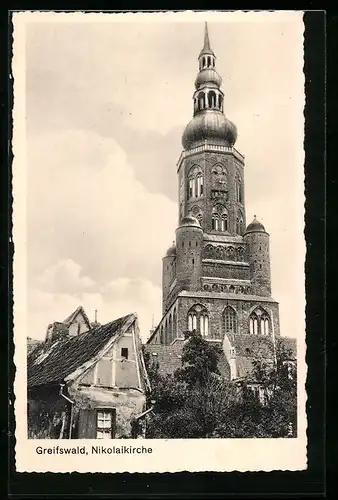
[27,312,150,439]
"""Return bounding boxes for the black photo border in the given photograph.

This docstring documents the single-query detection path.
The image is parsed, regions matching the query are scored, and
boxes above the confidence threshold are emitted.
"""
[3,7,328,499]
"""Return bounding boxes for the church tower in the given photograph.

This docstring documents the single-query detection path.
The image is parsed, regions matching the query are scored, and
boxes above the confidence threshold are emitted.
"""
[148,23,281,378]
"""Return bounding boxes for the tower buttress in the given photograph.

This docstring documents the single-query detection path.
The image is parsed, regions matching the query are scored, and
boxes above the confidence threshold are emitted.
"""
[244,216,272,296]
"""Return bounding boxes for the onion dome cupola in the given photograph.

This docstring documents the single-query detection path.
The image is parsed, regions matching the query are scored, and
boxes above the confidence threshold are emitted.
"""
[179,214,202,228]
[182,23,237,151]
[166,242,177,257]
[245,216,266,233]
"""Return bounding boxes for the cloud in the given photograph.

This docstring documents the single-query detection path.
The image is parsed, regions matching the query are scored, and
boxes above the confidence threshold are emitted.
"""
[27,129,177,287]
[28,266,162,342]
[27,131,175,339]
[36,259,96,294]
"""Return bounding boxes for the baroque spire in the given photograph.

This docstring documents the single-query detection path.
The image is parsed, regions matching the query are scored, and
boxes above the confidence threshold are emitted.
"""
[199,22,215,56]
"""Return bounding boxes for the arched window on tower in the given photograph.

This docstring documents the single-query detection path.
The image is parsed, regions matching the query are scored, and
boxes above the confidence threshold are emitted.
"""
[219,94,223,111]
[236,176,243,203]
[221,214,228,232]
[224,306,237,334]
[212,214,219,231]
[187,304,209,336]
[236,214,244,235]
[198,92,205,111]
[208,91,216,108]
[188,166,203,200]
[160,326,164,344]
[212,204,228,232]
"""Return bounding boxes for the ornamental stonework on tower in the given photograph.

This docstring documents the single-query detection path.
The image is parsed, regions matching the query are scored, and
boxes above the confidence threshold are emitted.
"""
[147,24,285,380]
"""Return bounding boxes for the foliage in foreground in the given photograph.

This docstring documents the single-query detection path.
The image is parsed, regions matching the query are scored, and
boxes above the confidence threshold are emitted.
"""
[143,333,297,439]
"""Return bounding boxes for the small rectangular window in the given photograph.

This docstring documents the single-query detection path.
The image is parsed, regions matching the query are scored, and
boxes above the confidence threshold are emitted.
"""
[121,347,128,359]
[96,409,115,439]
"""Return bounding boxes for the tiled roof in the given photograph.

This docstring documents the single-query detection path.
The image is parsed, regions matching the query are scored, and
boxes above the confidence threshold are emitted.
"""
[144,339,231,380]
[28,313,134,388]
[27,337,42,355]
[144,343,183,376]
[227,333,275,359]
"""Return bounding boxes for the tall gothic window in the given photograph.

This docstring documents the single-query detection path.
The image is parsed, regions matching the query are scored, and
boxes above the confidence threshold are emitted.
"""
[249,309,271,335]
[236,176,243,203]
[212,214,219,231]
[188,166,203,200]
[249,314,258,335]
[212,204,228,232]
[224,306,237,334]
[236,213,244,235]
[200,314,209,337]
[187,304,209,336]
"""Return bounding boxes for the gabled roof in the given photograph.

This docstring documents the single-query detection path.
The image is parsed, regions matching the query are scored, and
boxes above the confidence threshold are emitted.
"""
[27,337,42,355]
[28,313,135,388]
[63,305,91,328]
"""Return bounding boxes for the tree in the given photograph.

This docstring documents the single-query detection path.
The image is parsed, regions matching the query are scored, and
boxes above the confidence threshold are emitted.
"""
[144,334,297,439]
[144,332,238,438]
[212,343,297,438]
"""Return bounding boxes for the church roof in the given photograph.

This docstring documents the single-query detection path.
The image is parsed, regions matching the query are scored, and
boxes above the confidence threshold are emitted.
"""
[28,313,135,388]
[143,339,231,380]
[199,22,215,57]
[165,243,177,257]
[245,216,266,233]
[227,333,275,359]
[179,215,202,228]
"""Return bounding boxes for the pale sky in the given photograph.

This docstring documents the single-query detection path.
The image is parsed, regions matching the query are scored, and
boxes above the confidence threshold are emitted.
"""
[23,12,305,342]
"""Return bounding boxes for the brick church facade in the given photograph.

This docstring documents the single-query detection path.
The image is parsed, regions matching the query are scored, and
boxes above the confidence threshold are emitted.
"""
[146,24,293,379]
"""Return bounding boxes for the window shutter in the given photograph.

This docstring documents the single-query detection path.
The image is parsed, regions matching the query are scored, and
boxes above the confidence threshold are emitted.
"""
[77,409,97,439]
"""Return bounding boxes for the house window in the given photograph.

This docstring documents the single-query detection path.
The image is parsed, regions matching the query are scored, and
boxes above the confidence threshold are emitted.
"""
[121,347,128,359]
[96,409,115,439]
